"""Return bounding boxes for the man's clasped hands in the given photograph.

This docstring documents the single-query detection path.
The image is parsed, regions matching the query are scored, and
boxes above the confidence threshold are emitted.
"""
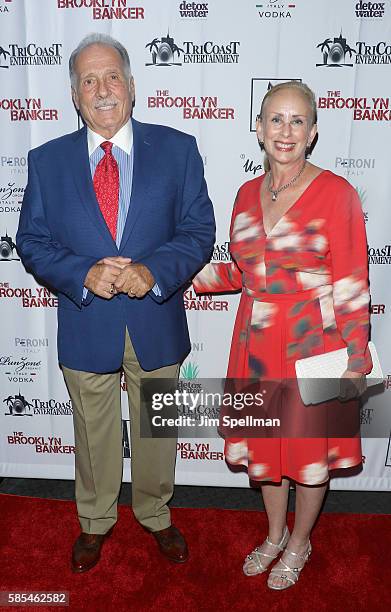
[84,256,155,300]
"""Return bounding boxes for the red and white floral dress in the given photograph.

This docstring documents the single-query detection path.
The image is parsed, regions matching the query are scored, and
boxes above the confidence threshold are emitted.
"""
[193,171,372,485]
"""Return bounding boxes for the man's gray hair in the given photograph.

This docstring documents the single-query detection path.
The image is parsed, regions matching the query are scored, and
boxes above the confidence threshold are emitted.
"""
[69,33,132,87]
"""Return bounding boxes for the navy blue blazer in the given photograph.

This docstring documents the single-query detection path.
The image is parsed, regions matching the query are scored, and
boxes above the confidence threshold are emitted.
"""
[16,118,215,372]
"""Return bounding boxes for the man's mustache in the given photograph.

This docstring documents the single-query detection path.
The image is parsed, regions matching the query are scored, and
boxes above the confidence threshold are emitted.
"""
[94,100,118,109]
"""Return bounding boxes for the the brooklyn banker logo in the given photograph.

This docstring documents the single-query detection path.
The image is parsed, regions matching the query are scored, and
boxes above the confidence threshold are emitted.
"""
[316,32,391,66]
[0,42,62,69]
[57,0,144,21]
[145,31,240,66]
[0,98,59,121]
[0,282,58,308]
[4,393,73,416]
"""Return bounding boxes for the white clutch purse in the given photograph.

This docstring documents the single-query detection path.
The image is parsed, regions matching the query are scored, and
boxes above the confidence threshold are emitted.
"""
[295,341,383,405]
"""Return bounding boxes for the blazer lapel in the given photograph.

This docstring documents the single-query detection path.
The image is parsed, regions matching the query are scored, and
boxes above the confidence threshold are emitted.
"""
[119,119,152,253]
[70,127,118,251]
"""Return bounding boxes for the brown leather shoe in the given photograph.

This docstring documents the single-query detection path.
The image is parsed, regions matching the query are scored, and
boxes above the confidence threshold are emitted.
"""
[71,528,113,573]
[151,525,188,563]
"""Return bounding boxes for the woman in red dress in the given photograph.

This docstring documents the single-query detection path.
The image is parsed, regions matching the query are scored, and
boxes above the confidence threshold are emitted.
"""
[193,82,372,590]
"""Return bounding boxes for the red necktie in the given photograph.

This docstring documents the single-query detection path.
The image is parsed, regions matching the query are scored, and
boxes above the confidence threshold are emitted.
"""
[93,141,119,240]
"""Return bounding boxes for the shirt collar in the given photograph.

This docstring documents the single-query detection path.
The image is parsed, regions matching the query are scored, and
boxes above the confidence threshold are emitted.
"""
[87,119,133,156]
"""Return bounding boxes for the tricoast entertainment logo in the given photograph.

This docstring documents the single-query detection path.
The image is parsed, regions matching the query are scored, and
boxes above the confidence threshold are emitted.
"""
[148,90,235,120]
[145,31,240,66]
[0,231,19,261]
[4,393,73,416]
[212,241,232,262]
[316,31,391,66]
[57,0,144,20]
[368,244,391,264]
[0,42,62,69]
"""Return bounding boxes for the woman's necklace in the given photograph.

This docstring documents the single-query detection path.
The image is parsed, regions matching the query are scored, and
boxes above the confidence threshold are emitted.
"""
[268,161,307,202]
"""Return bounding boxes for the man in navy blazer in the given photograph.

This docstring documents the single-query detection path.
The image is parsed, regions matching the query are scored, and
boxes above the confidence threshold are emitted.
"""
[17,33,215,572]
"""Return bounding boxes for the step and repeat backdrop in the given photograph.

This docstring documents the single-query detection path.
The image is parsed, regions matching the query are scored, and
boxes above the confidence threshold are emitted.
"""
[1,0,390,490]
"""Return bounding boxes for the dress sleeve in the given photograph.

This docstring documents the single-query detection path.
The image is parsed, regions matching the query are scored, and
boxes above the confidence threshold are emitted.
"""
[328,182,372,374]
[193,259,242,293]
[193,188,243,293]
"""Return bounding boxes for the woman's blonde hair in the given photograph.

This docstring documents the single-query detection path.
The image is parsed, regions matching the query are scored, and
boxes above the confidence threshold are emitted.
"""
[259,81,317,126]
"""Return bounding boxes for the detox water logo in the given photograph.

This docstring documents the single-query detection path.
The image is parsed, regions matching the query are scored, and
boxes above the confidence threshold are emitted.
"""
[179,2,208,18]
[355,1,385,17]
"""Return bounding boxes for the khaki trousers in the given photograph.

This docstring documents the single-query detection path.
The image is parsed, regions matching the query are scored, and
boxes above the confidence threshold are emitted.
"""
[62,329,179,534]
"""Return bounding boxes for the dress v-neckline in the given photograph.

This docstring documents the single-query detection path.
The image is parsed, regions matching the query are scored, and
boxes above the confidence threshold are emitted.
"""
[259,170,328,238]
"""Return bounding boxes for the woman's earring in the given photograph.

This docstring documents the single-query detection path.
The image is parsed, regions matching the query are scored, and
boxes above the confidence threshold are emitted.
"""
[258,138,264,150]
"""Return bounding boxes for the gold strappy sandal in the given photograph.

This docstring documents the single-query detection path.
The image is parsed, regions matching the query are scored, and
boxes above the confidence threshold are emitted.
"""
[267,541,312,590]
[243,526,290,576]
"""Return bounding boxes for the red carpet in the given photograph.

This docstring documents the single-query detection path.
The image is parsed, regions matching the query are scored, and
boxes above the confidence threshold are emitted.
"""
[0,494,390,612]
